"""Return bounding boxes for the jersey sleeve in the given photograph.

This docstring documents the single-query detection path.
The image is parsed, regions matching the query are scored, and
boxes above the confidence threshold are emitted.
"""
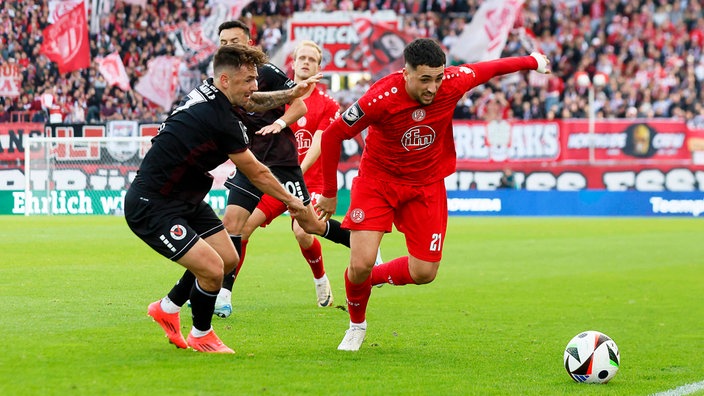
[258,63,296,91]
[454,56,539,92]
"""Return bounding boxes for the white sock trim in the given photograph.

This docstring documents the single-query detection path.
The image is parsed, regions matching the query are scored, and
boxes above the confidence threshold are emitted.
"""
[190,326,212,338]
[160,296,180,314]
[350,320,367,330]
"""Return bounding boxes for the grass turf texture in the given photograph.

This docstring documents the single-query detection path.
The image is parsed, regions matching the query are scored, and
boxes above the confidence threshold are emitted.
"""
[1,215,702,395]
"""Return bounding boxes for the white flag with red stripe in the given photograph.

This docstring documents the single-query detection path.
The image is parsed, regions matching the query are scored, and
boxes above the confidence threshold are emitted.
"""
[135,56,182,111]
[0,62,22,98]
[95,52,131,91]
[449,0,525,63]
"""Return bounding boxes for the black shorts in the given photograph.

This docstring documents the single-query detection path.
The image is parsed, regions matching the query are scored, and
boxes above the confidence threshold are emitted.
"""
[224,166,310,212]
[124,187,224,261]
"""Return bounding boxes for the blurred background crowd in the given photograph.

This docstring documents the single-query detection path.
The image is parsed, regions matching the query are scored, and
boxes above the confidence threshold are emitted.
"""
[1,0,704,129]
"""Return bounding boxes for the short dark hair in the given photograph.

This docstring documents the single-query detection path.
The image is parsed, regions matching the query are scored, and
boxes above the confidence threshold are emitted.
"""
[213,44,268,74]
[218,20,250,38]
[404,38,446,69]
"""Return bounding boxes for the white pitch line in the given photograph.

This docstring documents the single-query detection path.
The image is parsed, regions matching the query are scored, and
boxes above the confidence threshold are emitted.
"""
[651,380,704,396]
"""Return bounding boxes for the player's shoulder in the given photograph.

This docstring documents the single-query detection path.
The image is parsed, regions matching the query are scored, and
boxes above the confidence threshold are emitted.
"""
[313,88,339,105]
[354,72,406,111]
[260,62,293,81]
[443,65,477,82]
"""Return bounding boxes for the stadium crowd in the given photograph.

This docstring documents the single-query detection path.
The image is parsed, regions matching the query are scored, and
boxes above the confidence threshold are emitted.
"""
[1,0,704,129]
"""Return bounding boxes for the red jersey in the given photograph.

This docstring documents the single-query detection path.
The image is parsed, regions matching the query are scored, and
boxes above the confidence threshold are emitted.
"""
[321,56,539,197]
[291,87,340,189]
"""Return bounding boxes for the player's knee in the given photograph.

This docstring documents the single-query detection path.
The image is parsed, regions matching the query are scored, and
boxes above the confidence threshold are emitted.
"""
[411,261,439,284]
[222,212,245,235]
[414,271,437,284]
[197,258,225,290]
[349,259,373,280]
[222,255,238,275]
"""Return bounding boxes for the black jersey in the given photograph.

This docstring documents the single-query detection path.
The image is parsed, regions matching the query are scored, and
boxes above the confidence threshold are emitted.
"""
[133,78,249,205]
[234,63,299,167]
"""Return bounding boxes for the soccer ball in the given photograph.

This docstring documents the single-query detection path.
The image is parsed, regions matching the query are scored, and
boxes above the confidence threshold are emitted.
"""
[563,330,620,383]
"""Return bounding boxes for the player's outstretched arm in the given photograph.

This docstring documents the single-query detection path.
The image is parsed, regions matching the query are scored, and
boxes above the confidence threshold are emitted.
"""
[468,53,551,87]
[244,73,322,113]
[228,150,306,216]
[256,98,307,135]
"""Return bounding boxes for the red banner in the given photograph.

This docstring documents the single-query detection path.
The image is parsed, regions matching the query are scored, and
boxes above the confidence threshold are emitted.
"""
[450,119,692,164]
[0,123,45,163]
[40,0,90,74]
[4,121,704,192]
[288,12,401,74]
[560,119,689,162]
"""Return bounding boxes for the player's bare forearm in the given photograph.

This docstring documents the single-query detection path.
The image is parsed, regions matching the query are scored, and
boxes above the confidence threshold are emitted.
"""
[244,90,295,112]
[243,73,322,112]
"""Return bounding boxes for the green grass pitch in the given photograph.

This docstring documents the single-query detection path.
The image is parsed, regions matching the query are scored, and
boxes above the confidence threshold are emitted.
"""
[1,215,702,395]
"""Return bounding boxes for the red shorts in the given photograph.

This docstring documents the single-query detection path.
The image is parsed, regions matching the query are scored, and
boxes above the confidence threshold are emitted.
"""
[256,194,287,227]
[256,186,324,227]
[342,176,448,262]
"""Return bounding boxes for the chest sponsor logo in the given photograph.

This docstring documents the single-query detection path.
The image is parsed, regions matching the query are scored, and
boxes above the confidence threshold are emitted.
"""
[402,125,436,151]
[342,103,364,127]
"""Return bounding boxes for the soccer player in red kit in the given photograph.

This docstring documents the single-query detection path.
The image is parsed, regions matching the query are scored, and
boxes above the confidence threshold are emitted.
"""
[315,38,550,351]
[237,40,342,307]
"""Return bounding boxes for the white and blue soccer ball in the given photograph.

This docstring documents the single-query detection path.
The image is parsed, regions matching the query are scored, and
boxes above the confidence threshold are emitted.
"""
[564,330,620,383]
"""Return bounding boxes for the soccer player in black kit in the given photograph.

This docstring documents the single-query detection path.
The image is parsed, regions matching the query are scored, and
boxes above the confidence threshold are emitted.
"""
[214,21,352,317]
[124,45,310,353]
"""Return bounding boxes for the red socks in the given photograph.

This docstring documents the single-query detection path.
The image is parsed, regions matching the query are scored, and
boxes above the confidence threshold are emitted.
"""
[370,256,416,286]
[344,268,372,324]
[234,239,248,277]
[300,237,325,279]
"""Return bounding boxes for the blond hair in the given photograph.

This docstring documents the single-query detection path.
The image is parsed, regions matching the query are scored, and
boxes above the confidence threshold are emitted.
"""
[292,40,323,65]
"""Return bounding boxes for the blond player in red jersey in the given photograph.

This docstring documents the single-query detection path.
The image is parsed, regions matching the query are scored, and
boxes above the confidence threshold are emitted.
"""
[237,40,342,307]
[316,38,550,351]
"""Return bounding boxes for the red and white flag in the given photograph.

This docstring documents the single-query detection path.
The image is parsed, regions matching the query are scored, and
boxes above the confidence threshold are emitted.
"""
[95,52,131,91]
[40,0,91,74]
[135,56,182,111]
[449,0,525,63]
[0,62,22,98]
[47,0,84,23]
[350,18,414,78]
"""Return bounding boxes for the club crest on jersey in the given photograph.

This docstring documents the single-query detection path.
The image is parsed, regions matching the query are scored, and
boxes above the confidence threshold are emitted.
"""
[342,103,365,127]
[349,208,365,223]
[411,109,426,122]
[402,125,436,151]
[295,129,313,155]
[170,225,187,240]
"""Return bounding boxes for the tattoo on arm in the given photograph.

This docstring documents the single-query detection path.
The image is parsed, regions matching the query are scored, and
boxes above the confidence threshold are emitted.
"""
[244,89,294,112]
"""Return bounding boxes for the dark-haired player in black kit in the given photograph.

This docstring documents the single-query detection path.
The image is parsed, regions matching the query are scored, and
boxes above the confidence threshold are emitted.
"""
[125,44,311,353]
[214,20,352,317]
